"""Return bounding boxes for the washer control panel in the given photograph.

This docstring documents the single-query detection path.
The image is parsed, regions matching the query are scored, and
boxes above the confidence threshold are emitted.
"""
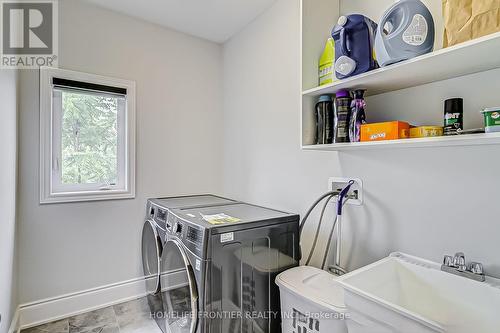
[147,202,169,232]
[155,208,167,223]
[167,214,188,238]
[187,226,202,243]
[174,221,183,234]
[166,212,205,258]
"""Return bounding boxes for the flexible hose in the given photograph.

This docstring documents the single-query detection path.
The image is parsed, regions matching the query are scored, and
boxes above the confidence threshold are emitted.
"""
[298,191,336,261]
[304,193,336,266]
[300,182,354,273]
[299,191,337,234]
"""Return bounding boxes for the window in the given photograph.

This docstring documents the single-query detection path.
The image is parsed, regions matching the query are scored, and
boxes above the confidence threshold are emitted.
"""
[40,67,135,203]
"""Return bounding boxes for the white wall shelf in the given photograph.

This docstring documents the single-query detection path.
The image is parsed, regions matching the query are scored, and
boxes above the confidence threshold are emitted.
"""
[300,0,500,150]
[302,32,500,98]
[302,133,500,152]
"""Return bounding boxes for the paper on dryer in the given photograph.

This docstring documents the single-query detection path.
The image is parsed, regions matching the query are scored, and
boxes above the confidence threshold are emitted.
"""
[201,213,241,225]
[443,0,500,47]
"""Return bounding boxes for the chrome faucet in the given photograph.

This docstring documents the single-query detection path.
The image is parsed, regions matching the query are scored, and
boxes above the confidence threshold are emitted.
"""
[441,252,485,282]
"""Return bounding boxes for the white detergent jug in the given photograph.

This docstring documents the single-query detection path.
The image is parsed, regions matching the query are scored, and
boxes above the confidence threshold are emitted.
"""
[374,0,435,67]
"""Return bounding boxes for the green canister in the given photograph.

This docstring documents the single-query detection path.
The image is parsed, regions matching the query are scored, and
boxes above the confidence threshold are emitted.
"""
[481,107,500,133]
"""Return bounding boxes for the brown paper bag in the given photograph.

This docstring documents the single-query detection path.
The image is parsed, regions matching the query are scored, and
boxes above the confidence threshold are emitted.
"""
[443,0,500,47]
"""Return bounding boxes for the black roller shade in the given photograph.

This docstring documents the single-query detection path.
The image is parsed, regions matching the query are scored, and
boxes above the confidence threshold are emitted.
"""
[52,78,127,95]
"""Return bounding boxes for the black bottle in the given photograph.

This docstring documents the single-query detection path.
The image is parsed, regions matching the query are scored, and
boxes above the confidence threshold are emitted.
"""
[444,98,463,136]
[315,95,334,144]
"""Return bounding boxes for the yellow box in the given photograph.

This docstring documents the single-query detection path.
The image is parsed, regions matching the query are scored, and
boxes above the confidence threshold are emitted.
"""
[361,121,410,142]
[410,126,444,138]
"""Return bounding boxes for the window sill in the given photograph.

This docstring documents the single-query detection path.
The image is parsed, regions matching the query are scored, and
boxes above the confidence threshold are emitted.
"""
[40,189,135,204]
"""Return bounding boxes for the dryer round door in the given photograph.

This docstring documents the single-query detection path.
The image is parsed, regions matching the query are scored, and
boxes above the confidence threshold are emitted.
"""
[142,219,163,295]
[161,239,199,333]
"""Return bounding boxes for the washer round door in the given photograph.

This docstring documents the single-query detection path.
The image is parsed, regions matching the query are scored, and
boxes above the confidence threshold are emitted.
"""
[142,220,163,295]
[161,239,199,333]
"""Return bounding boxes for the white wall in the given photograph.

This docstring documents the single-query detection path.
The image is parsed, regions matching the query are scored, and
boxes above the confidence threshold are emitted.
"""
[223,0,500,276]
[18,0,224,303]
[0,70,18,333]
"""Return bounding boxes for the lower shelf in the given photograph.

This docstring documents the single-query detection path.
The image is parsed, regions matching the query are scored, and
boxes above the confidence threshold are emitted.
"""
[302,132,500,151]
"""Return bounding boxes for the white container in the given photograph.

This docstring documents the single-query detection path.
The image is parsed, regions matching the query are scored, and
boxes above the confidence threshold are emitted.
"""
[481,107,500,133]
[276,266,348,333]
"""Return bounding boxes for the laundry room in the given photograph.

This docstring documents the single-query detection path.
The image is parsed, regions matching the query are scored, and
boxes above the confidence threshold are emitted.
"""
[1,0,500,332]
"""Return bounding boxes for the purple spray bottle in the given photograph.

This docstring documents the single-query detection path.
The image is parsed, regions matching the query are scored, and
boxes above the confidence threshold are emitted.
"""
[349,89,367,142]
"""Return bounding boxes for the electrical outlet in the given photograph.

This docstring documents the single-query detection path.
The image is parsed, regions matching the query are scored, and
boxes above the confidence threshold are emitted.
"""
[328,177,363,205]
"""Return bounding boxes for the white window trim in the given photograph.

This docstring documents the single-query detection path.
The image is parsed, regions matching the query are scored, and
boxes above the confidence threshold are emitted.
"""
[40,66,136,204]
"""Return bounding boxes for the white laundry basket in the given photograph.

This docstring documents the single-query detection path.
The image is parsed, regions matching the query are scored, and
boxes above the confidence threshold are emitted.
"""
[276,266,348,333]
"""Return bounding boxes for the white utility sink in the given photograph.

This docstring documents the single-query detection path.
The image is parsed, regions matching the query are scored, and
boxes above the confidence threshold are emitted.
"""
[339,253,500,333]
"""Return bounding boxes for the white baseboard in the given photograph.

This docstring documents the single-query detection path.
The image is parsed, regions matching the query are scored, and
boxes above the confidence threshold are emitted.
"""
[8,307,20,333]
[18,270,188,331]
[19,276,147,330]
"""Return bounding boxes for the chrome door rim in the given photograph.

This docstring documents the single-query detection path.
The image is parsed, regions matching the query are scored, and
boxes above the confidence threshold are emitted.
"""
[142,219,162,295]
[164,238,199,333]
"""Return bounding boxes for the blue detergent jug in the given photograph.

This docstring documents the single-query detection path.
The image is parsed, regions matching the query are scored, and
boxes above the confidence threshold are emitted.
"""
[331,15,378,79]
[374,0,435,67]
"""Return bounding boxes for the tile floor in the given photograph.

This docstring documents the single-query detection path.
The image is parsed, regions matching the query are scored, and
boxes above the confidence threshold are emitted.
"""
[22,297,162,333]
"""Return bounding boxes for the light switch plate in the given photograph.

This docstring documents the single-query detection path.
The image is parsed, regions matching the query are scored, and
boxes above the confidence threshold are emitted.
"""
[328,177,363,205]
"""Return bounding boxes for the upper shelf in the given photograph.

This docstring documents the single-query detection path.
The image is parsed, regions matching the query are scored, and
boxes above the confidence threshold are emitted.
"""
[302,32,500,98]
